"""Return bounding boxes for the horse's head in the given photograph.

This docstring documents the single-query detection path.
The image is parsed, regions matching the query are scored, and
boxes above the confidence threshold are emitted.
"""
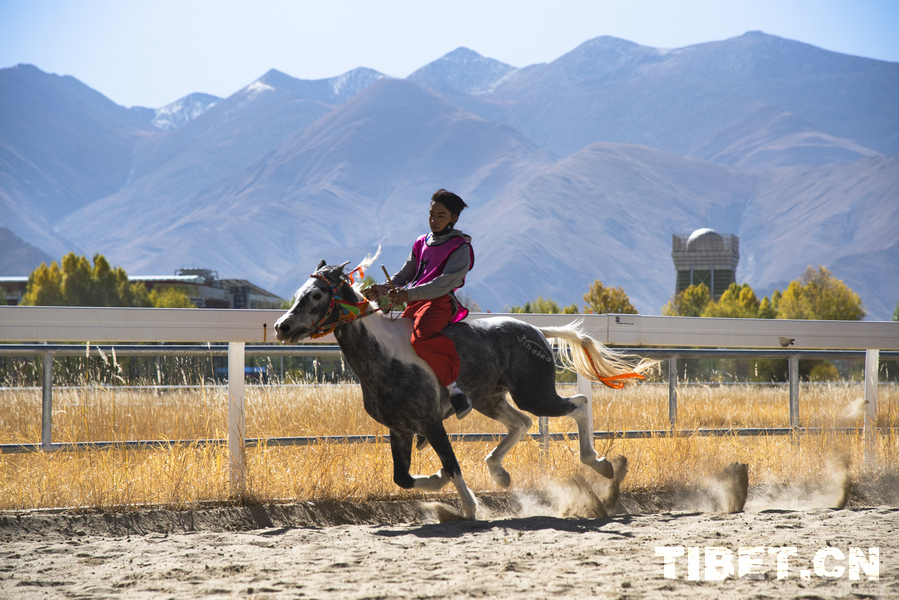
[274,259,352,343]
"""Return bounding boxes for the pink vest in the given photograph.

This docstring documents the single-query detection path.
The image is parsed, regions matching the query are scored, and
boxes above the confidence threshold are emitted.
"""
[411,233,474,322]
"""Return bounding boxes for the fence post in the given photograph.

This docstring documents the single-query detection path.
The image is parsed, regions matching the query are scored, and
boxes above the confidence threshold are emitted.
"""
[864,349,879,469]
[788,355,800,430]
[41,352,53,451]
[538,416,549,454]
[668,355,678,431]
[228,342,246,498]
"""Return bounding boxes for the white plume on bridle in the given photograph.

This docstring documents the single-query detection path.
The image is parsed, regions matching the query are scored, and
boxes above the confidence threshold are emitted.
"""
[352,245,382,292]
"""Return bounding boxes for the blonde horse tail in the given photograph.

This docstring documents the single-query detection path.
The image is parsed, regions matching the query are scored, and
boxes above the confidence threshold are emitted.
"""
[539,322,659,388]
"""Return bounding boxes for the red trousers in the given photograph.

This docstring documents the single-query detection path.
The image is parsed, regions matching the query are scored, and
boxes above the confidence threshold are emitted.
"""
[402,296,460,387]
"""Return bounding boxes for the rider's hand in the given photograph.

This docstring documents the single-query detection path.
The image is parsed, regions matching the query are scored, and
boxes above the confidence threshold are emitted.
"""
[363,284,388,300]
[388,288,409,305]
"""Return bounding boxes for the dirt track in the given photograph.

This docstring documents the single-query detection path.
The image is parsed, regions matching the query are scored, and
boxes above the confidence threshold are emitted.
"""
[1,483,897,600]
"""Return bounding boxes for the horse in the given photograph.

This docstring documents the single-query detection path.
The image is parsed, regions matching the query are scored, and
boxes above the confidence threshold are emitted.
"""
[273,253,656,520]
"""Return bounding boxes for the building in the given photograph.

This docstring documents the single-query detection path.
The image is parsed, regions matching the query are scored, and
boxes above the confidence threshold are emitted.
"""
[0,277,28,306]
[671,228,739,300]
[131,268,285,309]
[1,267,284,309]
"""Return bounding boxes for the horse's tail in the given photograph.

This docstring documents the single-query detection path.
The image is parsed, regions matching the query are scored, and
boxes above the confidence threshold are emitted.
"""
[539,322,659,389]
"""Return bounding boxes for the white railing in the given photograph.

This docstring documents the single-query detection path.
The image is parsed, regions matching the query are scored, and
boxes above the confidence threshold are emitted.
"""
[2,305,898,495]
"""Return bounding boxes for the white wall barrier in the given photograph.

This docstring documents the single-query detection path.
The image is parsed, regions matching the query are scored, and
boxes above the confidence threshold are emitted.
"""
[2,306,898,496]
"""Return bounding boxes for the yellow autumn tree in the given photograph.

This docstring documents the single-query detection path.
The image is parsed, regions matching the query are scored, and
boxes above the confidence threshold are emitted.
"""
[149,286,195,308]
[22,252,190,308]
[702,283,765,318]
[776,266,864,320]
[583,280,637,314]
[661,283,710,317]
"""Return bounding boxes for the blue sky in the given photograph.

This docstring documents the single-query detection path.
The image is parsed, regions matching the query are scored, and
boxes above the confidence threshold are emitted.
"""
[2,0,897,108]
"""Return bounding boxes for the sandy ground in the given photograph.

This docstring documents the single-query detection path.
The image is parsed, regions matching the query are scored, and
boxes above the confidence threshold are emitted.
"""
[2,469,898,599]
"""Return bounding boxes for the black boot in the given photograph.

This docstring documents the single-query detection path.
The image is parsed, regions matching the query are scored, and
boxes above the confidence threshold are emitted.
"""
[450,392,472,419]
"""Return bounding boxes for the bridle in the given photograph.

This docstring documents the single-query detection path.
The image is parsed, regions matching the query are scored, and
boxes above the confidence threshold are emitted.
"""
[307,267,381,339]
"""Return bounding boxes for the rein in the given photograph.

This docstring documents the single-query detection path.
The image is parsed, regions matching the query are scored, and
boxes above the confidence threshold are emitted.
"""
[308,267,381,339]
[581,343,645,389]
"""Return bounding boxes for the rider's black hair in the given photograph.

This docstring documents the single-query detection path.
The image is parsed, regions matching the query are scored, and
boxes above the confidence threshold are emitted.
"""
[431,189,468,216]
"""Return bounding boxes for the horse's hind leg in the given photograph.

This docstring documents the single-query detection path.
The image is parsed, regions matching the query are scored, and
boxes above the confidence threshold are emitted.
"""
[508,377,614,479]
[477,394,533,489]
[567,393,614,478]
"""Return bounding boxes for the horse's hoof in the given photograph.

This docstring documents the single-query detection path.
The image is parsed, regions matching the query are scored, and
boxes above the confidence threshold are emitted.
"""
[488,464,512,489]
[594,457,614,479]
[427,502,474,522]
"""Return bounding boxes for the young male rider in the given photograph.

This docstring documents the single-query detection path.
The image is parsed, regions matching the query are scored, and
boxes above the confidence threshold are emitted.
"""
[363,189,474,418]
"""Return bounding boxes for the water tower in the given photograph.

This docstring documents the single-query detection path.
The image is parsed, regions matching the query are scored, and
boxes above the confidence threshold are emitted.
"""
[671,228,739,300]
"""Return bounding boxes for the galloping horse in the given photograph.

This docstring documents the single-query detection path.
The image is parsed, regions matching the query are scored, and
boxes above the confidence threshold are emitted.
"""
[274,253,655,520]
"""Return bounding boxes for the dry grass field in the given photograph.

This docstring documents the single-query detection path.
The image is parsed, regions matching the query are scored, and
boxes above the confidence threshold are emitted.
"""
[2,365,897,511]
[3,362,899,600]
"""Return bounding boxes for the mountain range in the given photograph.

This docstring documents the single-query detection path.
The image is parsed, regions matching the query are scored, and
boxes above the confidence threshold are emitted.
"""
[1,31,897,320]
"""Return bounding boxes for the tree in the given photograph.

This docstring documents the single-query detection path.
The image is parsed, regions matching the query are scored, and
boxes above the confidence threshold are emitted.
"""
[757,296,777,319]
[583,280,637,314]
[662,283,710,317]
[776,266,865,320]
[770,289,782,314]
[702,283,764,318]
[59,253,94,305]
[149,286,194,308]
[21,262,65,306]
[23,253,129,306]
[21,252,187,308]
[509,296,565,314]
[121,278,152,307]
[893,298,899,322]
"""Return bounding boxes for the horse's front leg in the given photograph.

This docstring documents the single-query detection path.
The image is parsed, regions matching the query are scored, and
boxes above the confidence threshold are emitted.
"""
[389,430,449,491]
[422,423,478,520]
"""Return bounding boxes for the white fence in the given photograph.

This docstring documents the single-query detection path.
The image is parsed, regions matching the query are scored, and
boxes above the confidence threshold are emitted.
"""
[2,305,898,496]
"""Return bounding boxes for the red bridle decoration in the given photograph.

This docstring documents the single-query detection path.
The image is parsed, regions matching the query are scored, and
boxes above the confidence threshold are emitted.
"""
[307,268,379,339]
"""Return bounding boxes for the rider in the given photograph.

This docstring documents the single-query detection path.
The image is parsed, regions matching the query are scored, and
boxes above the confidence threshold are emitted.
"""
[363,189,474,419]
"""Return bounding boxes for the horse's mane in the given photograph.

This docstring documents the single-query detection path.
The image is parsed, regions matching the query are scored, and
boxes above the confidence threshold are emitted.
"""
[352,246,382,292]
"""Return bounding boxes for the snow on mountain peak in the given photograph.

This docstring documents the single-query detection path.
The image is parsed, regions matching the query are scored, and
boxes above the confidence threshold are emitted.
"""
[329,68,389,102]
[246,80,276,96]
[152,93,220,130]
[408,47,517,94]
